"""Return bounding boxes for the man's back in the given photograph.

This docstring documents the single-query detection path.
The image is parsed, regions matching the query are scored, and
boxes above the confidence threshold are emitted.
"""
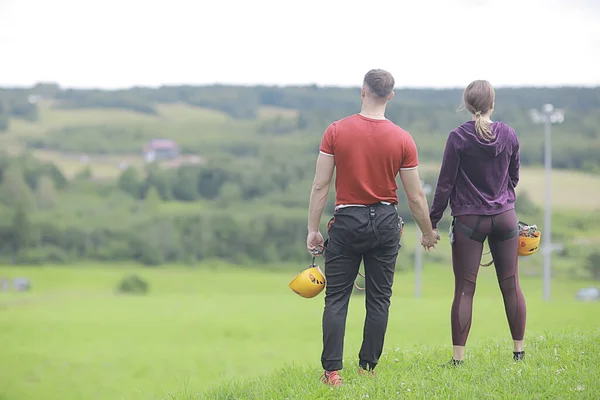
[307,69,439,386]
[319,113,419,207]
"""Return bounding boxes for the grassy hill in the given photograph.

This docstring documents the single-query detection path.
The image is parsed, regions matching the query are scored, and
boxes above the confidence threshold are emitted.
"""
[198,331,599,399]
[2,101,600,212]
[0,265,598,400]
[2,83,600,174]
[1,101,302,178]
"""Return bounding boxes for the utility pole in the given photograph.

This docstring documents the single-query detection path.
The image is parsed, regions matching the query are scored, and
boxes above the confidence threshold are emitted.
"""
[530,104,564,301]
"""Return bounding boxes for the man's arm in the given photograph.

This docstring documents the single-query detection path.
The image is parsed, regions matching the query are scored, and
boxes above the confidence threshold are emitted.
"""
[399,168,434,235]
[307,153,335,232]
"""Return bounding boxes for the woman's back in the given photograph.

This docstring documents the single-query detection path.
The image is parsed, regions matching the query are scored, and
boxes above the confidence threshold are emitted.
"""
[453,120,519,210]
[429,119,520,228]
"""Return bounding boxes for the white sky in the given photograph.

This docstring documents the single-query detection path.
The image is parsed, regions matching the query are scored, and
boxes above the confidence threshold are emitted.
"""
[1,0,599,89]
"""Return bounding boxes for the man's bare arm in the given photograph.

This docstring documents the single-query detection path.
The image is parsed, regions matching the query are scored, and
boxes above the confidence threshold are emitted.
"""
[307,153,335,232]
[399,168,434,235]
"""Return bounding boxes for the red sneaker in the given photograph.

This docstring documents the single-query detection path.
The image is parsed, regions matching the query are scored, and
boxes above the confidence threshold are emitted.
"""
[320,370,343,387]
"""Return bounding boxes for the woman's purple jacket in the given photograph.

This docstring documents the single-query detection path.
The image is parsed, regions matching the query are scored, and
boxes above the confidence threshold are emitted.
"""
[429,120,521,229]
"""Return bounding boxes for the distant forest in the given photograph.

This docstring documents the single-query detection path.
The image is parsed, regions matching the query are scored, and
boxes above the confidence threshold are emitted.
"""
[1,82,599,172]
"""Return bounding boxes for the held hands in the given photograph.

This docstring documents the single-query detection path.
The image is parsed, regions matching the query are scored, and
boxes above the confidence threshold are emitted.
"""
[420,229,440,251]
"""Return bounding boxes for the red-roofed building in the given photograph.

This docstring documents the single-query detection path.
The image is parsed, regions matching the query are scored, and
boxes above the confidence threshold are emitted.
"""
[143,139,179,163]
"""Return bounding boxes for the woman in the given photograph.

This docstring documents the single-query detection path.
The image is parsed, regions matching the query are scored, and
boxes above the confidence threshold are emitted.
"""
[429,80,526,365]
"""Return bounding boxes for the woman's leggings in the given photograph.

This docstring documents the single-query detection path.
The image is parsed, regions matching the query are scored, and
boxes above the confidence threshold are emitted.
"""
[450,209,526,346]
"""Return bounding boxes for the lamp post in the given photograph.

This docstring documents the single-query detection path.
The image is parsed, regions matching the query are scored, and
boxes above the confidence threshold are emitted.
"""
[415,180,432,298]
[529,104,564,302]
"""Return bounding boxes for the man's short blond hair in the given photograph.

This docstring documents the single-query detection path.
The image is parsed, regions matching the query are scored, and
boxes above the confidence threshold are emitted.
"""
[363,69,395,98]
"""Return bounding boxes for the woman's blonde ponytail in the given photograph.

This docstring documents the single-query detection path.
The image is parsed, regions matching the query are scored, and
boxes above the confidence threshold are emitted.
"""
[474,110,494,141]
[462,80,496,141]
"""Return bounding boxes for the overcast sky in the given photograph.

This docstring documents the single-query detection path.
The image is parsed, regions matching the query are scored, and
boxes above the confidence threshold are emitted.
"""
[1,0,599,89]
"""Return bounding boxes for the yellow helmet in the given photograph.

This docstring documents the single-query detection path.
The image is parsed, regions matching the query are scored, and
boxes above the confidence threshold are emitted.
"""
[289,265,326,298]
[290,246,365,297]
[518,229,541,256]
[480,221,541,266]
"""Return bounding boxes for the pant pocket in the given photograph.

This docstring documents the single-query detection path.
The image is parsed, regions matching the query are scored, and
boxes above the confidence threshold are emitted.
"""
[327,213,365,248]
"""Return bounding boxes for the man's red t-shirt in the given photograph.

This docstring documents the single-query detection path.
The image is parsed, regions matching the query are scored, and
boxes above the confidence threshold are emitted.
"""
[319,113,419,207]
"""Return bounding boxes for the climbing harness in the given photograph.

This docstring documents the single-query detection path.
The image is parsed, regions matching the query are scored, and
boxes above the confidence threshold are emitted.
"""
[476,221,541,267]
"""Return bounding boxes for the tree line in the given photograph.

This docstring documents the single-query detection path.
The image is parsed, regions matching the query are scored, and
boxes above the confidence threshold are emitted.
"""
[0,149,598,280]
[0,150,538,266]
[0,148,589,269]
[2,83,598,172]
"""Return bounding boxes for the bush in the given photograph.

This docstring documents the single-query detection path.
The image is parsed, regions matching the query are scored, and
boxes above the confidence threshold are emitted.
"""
[0,115,8,132]
[115,274,149,295]
[585,251,600,280]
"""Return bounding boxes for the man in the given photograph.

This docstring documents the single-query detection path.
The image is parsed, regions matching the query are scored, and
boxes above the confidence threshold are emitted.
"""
[306,69,439,387]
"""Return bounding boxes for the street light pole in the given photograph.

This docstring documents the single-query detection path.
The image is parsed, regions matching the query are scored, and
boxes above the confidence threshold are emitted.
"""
[530,104,564,302]
[415,180,432,298]
[543,110,552,302]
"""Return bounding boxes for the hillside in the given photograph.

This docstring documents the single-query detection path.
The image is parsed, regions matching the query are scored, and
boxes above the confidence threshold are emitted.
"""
[2,100,599,211]
[1,101,304,179]
[1,265,599,400]
[1,83,600,173]
[0,84,599,277]
[196,331,600,400]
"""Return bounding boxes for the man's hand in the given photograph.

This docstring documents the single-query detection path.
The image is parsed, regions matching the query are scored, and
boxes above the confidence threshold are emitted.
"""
[420,229,440,251]
[307,231,324,255]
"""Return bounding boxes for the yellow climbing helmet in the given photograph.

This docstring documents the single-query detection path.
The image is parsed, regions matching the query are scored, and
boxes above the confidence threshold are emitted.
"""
[518,222,541,257]
[289,264,326,298]
[480,221,542,267]
[289,245,367,297]
[289,245,326,298]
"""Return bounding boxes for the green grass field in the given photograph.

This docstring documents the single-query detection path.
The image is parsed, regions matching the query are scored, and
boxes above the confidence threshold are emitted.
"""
[1,262,599,400]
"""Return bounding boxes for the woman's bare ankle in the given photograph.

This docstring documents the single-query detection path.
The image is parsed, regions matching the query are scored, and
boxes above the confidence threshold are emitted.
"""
[453,345,465,360]
[513,340,524,352]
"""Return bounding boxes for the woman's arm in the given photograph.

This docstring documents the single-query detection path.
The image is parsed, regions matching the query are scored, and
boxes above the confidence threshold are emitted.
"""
[509,134,520,189]
[429,132,461,229]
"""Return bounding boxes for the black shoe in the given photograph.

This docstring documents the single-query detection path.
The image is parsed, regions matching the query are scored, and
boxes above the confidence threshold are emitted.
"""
[513,351,525,361]
[441,359,464,368]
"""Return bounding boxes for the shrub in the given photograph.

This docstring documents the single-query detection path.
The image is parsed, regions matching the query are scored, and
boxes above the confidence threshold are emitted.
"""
[585,251,600,280]
[115,274,149,295]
